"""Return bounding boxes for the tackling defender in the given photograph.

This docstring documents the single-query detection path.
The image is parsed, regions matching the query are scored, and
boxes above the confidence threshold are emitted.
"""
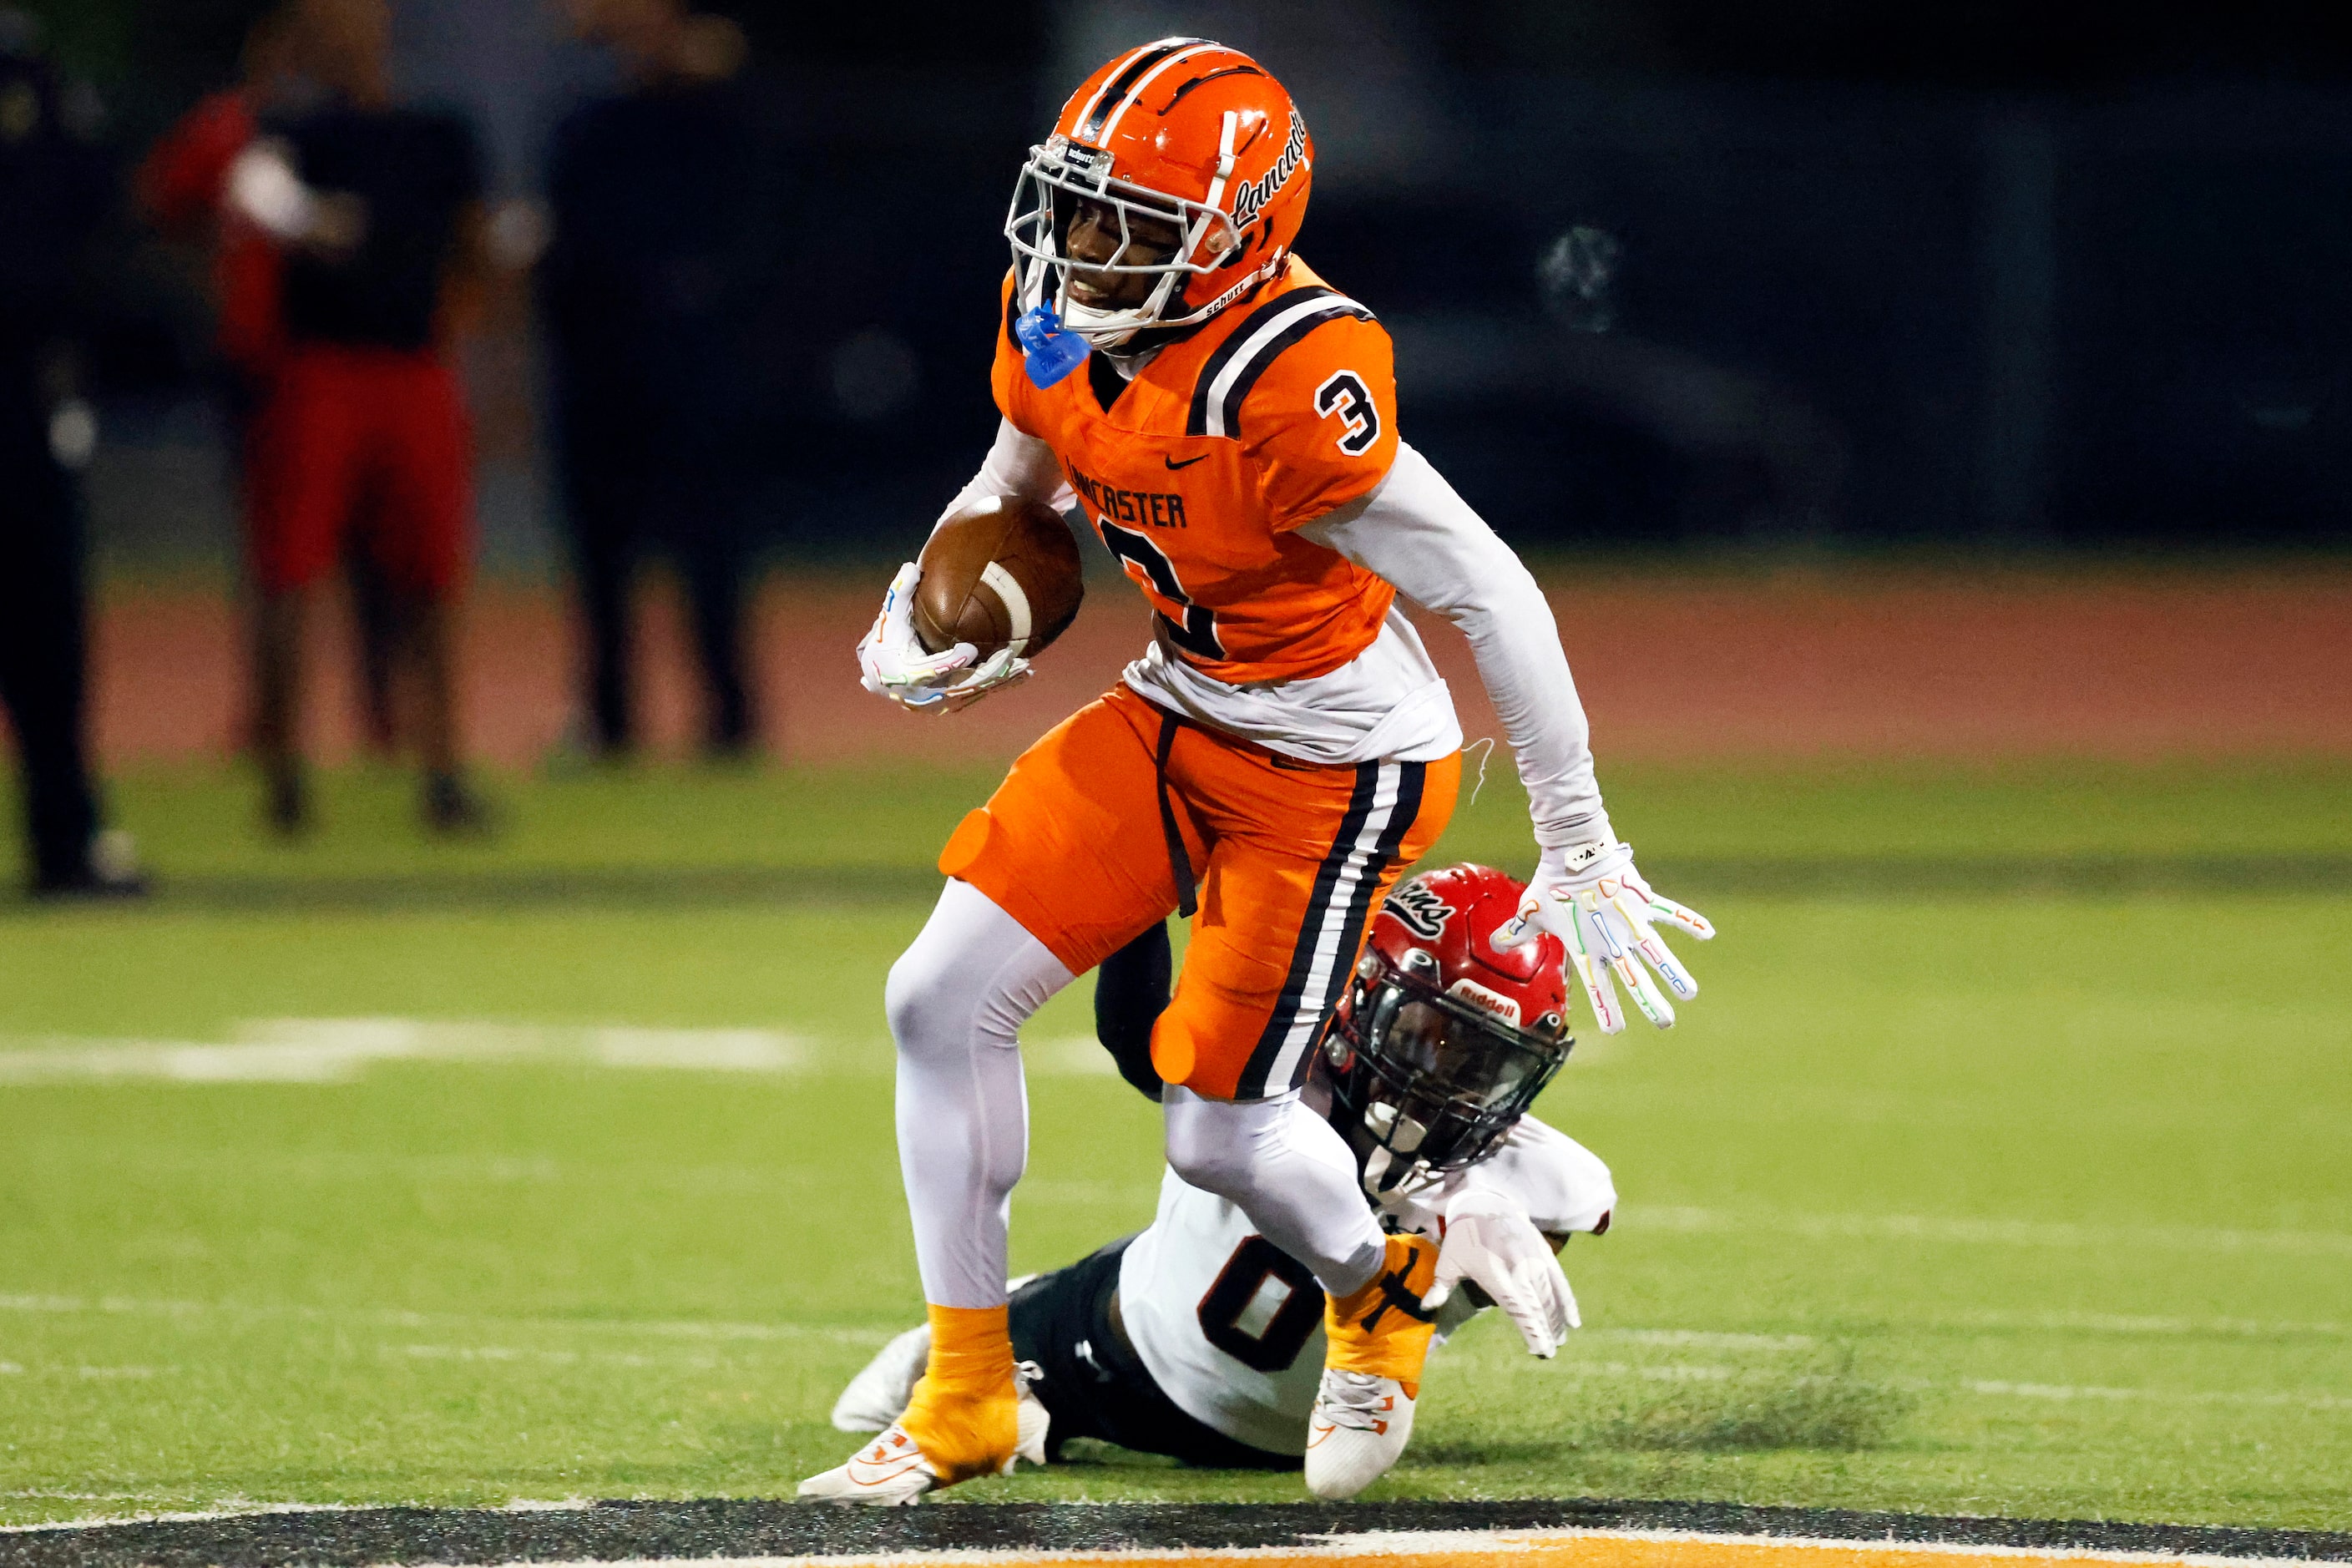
[805,39,1712,1503]
[833,866,1614,1469]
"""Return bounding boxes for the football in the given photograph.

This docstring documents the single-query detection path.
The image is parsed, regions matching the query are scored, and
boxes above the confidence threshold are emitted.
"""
[912,494,1085,660]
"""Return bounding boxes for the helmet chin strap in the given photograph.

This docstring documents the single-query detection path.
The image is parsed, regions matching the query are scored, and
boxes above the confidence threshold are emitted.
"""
[1060,269,1189,350]
[1358,1100,1434,1198]
[1060,297,1143,345]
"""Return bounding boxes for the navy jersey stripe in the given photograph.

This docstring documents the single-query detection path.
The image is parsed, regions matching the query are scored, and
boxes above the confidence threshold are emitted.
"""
[1211,301,1372,443]
[1237,762,1383,1100]
[1185,286,1338,436]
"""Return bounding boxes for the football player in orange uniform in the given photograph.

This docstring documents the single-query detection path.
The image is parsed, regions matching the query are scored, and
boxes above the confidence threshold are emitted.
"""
[807,39,1714,1505]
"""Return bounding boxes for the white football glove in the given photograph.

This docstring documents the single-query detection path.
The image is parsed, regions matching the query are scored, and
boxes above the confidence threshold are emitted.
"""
[1422,1189,1580,1358]
[1493,840,1714,1034]
[855,562,1032,714]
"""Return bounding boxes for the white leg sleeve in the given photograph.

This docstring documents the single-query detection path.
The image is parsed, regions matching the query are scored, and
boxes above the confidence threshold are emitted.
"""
[886,878,1074,1308]
[1162,1084,1387,1297]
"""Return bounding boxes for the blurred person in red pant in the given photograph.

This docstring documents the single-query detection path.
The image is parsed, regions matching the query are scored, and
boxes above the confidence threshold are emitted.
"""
[220,0,491,833]
[138,5,407,766]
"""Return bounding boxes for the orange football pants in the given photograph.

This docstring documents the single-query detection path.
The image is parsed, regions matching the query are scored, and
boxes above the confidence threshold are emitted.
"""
[941,685,1458,1100]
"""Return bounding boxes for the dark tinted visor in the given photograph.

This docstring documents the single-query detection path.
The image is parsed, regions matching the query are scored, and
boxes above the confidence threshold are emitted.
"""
[1368,988,1560,1113]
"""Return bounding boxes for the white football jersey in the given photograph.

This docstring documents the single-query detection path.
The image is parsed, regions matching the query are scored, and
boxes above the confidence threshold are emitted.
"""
[1115,1113,1616,1456]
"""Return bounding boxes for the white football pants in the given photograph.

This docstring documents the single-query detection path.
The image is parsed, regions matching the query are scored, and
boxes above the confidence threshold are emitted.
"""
[887,878,1388,1309]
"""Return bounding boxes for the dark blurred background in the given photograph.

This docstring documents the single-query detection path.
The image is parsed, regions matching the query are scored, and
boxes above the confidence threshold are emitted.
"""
[20,0,2352,568]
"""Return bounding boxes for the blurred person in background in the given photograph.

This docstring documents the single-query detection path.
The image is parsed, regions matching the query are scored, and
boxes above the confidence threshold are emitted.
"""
[0,8,145,898]
[1533,226,1845,540]
[137,3,407,766]
[542,0,776,761]
[225,0,493,833]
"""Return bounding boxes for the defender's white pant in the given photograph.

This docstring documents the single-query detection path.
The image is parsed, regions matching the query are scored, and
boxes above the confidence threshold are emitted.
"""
[888,879,1388,1309]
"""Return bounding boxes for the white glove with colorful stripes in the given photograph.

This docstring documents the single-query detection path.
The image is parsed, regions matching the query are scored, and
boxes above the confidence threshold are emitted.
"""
[855,562,1030,713]
[1493,841,1714,1034]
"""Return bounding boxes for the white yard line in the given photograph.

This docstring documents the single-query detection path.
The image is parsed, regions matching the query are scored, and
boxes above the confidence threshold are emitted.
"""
[0,1292,889,1347]
[1551,1359,1740,1383]
[1638,1206,2352,1260]
[1955,1379,2352,1412]
[388,1344,720,1370]
[1585,1328,1820,1352]
[0,1019,815,1084]
[1931,1310,2348,1340]
[0,1020,1130,1085]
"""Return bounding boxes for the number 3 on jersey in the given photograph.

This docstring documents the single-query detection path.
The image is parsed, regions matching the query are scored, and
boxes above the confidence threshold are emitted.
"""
[1315,369,1380,456]
[1098,518,1226,660]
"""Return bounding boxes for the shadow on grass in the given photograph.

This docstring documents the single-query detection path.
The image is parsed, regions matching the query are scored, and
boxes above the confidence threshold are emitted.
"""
[1595,1358,1917,1452]
[1405,1437,1581,1467]
[1411,1350,1917,1468]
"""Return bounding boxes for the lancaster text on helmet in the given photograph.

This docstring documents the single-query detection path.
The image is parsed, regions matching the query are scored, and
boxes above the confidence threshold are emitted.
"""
[1230,110,1308,230]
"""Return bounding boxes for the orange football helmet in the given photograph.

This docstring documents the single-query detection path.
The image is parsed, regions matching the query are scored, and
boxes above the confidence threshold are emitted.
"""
[1006,38,1314,351]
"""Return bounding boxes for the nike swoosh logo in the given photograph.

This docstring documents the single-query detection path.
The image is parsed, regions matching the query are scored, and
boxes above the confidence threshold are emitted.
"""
[1164,453,1208,470]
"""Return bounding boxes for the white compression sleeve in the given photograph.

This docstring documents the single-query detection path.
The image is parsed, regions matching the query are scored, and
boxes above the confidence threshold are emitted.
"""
[1299,443,1611,850]
[934,417,1075,529]
[886,878,1074,1308]
[1162,1085,1387,1297]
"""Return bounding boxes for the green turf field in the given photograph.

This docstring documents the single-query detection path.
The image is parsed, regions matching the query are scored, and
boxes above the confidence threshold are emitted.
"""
[3,759,2348,1530]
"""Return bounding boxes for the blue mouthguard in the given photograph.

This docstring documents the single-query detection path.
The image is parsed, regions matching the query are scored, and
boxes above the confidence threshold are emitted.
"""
[1014,304,1090,388]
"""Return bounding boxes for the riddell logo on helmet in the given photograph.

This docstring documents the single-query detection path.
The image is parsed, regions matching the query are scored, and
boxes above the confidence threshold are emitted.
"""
[1230,110,1308,229]
[1447,979,1523,1027]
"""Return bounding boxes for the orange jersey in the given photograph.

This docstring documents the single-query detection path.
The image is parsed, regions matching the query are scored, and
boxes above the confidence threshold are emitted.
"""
[992,256,1401,685]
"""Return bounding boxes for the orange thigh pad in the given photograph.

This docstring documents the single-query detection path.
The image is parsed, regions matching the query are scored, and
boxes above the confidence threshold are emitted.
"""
[945,686,1457,1101]
[942,690,1186,974]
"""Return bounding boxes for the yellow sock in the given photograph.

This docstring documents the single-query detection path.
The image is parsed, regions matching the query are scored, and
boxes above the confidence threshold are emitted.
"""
[896,1303,1018,1484]
[1323,1234,1438,1397]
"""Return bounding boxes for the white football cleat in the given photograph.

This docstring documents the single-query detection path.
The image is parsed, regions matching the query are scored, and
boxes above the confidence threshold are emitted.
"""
[1013,1361,1051,1467]
[806,1358,1052,1505]
[797,1423,941,1505]
[1303,1368,1415,1500]
[832,1324,932,1433]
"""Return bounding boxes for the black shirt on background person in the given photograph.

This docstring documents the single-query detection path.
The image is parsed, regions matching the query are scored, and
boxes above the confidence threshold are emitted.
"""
[540,19,786,758]
[273,104,483,349]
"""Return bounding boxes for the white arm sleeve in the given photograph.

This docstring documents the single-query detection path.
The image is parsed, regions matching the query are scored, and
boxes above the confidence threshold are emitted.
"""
[1456,1115,1618,1237]
[1299,443,1611,849]
[933,417,1075,531]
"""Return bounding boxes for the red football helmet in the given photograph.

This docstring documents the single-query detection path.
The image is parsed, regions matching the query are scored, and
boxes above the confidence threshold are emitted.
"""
[1006,38,1314,349]
[1325,864,1575,1195]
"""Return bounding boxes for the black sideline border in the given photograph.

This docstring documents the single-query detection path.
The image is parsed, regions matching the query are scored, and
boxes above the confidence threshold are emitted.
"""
[7,1499,2351,1567]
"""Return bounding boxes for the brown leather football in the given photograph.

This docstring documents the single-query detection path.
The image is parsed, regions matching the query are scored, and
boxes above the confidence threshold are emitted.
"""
[913,495,1085,660]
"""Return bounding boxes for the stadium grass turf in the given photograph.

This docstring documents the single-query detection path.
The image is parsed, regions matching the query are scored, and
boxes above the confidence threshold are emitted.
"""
[0,760,2347,1530]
